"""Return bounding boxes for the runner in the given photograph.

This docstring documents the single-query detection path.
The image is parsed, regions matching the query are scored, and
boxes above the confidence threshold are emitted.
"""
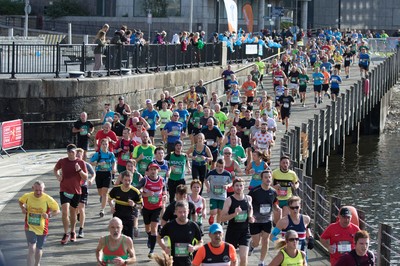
[358,47,370,78]
[272,155,299,218]
[205,159,232,225]
[75,148,96,238]
[136,163,167,258]
[158,101,173,145]
[19,181,60,266]
[254,57,266,89]
[248,170,280,266]
[163,112,184,154]
[321,66,331,100]
[186,133,213,195]
[220,178,255,266]
[192,223,237,266]
[53,144,88,244]
[246,150,270,190]
[142,99,160,145]
[161,184,196,226]
[188,180,207,231]
[95,217,136,265]
[114,127,138,173]
[268,230,306,266]
[252,122,274,155]
[108,170,143,239]
[330,68,343,101]
[200,116,223,168]
[287,65,300,98]
[241,74,257,109]
[298,67,309,107]
[320,207,361,266]
[164,140,191,201]
[222,146,243,197]
[278,87,295,134]
[312,67,324,108]
[90,138,117,218]
[157,201,203,266]
[72,112,94,161]
[132,131,156,176]
[115,96,131,124]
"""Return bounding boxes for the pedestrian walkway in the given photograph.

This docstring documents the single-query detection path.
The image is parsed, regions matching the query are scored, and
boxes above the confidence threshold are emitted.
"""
[0,56,385,265]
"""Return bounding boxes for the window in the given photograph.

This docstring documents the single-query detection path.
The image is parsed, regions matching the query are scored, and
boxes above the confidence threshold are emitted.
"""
[134,0,181,17]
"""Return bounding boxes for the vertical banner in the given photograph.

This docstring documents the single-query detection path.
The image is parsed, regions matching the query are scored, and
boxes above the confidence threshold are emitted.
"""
[1,119,24,150]
[242,3,254,33]
[223,0,238,33]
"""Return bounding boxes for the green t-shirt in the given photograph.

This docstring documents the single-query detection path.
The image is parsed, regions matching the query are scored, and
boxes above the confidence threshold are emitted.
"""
[214,111,228,132]
[167,153,187,181]
[133,145,156,175]
[255,61,266,73]
[190,111,204,128]
[222,144,246,164]
[159,109,173,129]
[299,73,309,87]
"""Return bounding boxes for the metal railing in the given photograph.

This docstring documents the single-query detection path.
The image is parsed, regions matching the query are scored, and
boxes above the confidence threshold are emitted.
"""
[281,49,400,265]
[0,42,275,78]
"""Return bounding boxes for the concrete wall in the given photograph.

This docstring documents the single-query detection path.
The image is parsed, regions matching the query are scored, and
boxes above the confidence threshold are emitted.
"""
[0,63,249,149]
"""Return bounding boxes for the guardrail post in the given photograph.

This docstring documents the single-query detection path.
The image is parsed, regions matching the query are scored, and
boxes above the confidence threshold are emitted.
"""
[329,196,341,223]
[313,114,320,168]
[306,119,314,176]
[11,42,15,79]
[55,42,60,78]
[81,42,85,72]
[377,223,392,266]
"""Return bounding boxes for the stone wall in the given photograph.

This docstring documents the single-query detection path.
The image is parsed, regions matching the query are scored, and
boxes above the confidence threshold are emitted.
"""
[0,63,249,149]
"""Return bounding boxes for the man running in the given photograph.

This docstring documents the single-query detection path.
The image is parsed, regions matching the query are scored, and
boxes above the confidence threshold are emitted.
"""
[19,181,60,266]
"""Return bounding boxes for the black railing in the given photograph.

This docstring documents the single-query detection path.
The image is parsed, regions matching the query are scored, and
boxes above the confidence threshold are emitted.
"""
[0,42,273,78]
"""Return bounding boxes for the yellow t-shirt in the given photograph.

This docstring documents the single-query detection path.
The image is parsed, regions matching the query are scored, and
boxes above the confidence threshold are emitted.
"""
[19,192,60,235]
[272,169,298,201]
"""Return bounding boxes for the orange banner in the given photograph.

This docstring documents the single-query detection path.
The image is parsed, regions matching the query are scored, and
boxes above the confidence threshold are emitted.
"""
[242,3,254,33]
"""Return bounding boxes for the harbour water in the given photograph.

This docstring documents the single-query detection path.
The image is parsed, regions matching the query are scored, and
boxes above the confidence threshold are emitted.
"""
[314,85,400,252]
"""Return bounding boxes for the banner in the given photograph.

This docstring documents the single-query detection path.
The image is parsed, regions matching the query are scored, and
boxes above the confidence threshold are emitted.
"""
[242,3,254,33]
[1,119,24,151]
[223,0,238,33]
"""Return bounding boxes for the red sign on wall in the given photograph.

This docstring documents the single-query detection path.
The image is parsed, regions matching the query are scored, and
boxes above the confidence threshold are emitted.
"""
[1,119,24,150]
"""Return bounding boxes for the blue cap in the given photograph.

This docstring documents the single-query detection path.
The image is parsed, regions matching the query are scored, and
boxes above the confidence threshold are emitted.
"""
[209,223,223,234]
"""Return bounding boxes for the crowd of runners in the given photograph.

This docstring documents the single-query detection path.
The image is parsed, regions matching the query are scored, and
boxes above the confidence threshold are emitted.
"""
[17,27,378,266]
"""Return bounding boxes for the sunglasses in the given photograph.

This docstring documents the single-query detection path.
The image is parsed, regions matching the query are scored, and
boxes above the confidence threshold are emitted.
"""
[288,238,299,242]
[223,152,232,155]
[173,115,179,117]
[289,206,300,210]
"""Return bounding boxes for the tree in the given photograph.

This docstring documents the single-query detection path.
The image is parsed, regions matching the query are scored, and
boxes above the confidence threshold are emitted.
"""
[142,0,168,17]
[46,0,89,18]
[0,0,24,15]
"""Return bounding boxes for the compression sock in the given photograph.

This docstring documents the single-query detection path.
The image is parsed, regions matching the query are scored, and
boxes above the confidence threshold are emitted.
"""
[150,235,157,251]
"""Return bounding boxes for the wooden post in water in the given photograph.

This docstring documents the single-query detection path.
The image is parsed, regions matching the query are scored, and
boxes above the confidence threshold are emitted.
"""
[313,114,320,168]
[336,96,343,154]
[331,101,337,150]
[345,89,351,136]
[306,119,314,176]
[294,127,301,165]
[326,106,331,156]
[319,109,326,166]
[329,196,341,224]
[377,223,392,266]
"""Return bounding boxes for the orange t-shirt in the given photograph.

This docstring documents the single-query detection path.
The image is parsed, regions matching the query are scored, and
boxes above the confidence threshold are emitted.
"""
[241,80,257,97]
[192,242,237,266]
[322,71,330,84]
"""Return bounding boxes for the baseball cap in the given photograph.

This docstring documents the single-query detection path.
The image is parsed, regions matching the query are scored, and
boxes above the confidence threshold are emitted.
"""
[339,207,352,217]
[146,99,152,104]
[147,163,160,170]
[66,144,77,152]
[175,140,183,146]
[118,96,124,100]
[209,223,223,234]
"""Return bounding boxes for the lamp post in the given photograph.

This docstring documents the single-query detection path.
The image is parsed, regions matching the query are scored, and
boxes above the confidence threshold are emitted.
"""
[338,0,341,29]
[267,4,272,34]
[147,9,152,42]
[216,0,220,33]
[189,0,193,33]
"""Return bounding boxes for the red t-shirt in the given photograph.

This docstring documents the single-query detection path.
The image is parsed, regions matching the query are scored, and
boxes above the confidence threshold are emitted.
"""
[320,222,360,266]
[55,158,87,194]
[95,130,118,152]
[115,138,138,166]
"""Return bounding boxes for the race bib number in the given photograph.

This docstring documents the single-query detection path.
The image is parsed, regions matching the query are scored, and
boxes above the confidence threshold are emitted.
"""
[247,86,253,91]
[101,162,110,170]
[172,166,183,174]
[178,117,185,123]
[159,170,167,179]
[121,152,130,161]
[28,213,41,226]
[232,95,239,102]
[337,241,352,253]
[173,130,180,136]
[244,130,250,136]
[174,243,189,257]
[147,118,154,125]
[161,118,169,124]
[234,211,248,222]
[80,126,88,135]
[260,204,271,215]
[148,195,159,204]
[277,187,288,196]
[283,103,289,108]
[212,185,224,195]
[252,173,261,180]
[195,156,204,162]
[206,139,214,146]
[63,192,74,199]
[139,161,148,172]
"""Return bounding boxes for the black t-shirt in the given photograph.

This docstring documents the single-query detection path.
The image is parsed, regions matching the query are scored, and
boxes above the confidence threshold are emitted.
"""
[280,61,291,75]
[156,100,167,110]
[112,121,125,137]
[200,116,217,127]
[73,120,93,141]
[195,86,207,103]
[288,70,300,84]
[238,118,256,142]
[248,186,278,223]
[343,52,352,62]
[108,185,142,219]
[160,220,202,265]
[201,126,223,152]
[278,95,295,111]
[162,200,196,222]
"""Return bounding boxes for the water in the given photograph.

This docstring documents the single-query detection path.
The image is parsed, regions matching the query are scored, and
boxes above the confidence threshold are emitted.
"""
[313,86,400,257]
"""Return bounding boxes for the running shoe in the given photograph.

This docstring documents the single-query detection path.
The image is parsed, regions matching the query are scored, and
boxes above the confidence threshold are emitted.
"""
[133,227,139,238]
[208,215,214,225]
[248,243,254,256]
[60,233,70,245]
[70,232,76,242]
[78,228,84,238]
[148,251,154,259]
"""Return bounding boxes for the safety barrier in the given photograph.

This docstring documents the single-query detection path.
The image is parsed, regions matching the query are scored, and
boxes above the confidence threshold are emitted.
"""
[280,49,400,265]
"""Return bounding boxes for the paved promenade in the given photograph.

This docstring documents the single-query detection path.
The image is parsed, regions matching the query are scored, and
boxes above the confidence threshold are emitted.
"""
[0,57,385,265]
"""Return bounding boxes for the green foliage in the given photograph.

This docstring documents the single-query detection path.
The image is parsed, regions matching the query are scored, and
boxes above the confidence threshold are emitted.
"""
[280,21,293,29]
[0,0,25,15]
[46,0,89,18]
[142,0,168,17]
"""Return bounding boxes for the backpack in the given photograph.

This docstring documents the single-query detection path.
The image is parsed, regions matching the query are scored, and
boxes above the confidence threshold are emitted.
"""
[350,249,374,266]
[96,151,113,163]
